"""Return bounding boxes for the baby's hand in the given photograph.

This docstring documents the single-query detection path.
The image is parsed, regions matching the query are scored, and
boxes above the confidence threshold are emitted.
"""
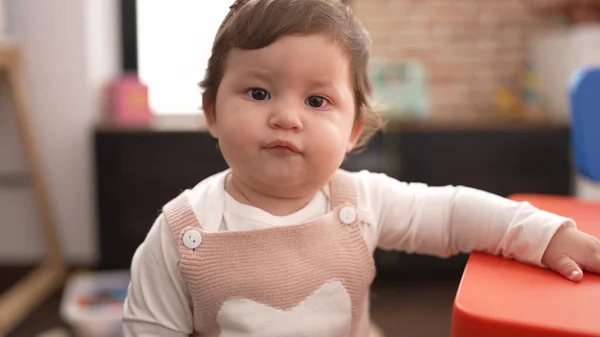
[542,225,600,282]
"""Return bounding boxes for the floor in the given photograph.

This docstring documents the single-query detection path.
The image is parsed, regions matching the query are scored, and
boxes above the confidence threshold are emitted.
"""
[1,267,462,337]
[369,271,461,337]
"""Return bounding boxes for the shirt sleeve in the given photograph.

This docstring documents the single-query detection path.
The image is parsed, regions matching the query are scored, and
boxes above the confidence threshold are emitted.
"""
[122,214,194,336]
[355,170,576,266]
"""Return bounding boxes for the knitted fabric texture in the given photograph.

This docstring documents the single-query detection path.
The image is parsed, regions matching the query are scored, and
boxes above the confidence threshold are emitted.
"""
[163,170,376,336]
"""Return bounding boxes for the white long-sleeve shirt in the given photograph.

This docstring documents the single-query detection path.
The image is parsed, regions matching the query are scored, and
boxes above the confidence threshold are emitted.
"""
[122,169,574,336]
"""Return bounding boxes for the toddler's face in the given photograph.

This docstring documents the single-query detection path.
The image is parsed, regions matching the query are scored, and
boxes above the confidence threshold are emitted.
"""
[205,33,362,195]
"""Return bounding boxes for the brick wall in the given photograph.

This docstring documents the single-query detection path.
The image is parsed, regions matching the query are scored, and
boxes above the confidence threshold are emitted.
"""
[352,0,551,119]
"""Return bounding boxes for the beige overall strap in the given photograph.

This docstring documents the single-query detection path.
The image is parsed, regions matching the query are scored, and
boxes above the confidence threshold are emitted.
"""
[330,169,358,209]
[163,192,203,237]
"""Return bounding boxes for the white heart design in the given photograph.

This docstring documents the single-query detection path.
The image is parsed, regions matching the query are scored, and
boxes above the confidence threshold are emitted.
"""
[217,280,352,337]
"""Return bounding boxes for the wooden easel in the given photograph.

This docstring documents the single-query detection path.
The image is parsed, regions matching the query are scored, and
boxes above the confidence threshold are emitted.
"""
[0,40,66,335]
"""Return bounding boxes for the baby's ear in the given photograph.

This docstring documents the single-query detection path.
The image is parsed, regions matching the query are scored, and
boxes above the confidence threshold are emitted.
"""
[347,119,364,153]
[202,93,218,138]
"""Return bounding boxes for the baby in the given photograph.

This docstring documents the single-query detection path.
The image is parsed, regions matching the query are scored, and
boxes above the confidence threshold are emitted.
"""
[122,0,600,336]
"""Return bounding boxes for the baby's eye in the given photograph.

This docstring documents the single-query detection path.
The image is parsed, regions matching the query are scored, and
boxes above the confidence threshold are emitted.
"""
[305,95,328,108]
[246,88,270,101]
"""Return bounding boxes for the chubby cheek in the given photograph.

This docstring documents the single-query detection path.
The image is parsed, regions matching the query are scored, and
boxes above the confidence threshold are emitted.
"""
[217,123,243,148]
[307,122,351,169]
[217,119,257,161]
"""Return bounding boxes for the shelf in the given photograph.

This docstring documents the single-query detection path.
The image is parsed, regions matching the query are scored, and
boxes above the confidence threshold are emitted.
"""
[0,171,29,188]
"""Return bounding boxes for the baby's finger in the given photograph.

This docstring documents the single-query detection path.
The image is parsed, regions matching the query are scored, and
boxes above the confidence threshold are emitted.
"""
[582,254,600,274]
[580,238,600,274]
[552,255,583,282]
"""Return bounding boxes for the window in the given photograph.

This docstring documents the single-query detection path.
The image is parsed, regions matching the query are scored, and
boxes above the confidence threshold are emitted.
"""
[134,1,231,115]
[123,0,349,115]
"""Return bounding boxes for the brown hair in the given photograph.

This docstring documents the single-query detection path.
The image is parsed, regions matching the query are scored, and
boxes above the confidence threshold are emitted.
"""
[200,0,385,149]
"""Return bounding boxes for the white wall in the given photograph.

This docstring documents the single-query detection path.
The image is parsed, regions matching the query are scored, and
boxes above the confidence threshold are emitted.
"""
[0,0,119,264]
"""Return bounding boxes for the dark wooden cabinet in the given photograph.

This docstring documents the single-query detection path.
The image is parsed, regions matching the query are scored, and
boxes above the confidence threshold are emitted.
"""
[395,126,573,197]
[95,127,227,270]
[94,116,572,270]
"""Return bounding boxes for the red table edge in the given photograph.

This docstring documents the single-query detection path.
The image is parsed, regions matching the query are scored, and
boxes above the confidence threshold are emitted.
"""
[451,292,593,337]
[450,193,600,337]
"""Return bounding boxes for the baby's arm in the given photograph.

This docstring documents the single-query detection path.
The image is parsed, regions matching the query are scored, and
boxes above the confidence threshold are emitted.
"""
[360,171,574,267]
[122,214,194,336]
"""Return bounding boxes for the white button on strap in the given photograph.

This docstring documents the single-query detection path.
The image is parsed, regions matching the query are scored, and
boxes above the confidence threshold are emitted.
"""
[183,229,202,249]
[339,206,356,224]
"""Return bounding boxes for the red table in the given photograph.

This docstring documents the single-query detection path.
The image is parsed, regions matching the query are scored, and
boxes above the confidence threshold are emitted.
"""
[451,194,600,337]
